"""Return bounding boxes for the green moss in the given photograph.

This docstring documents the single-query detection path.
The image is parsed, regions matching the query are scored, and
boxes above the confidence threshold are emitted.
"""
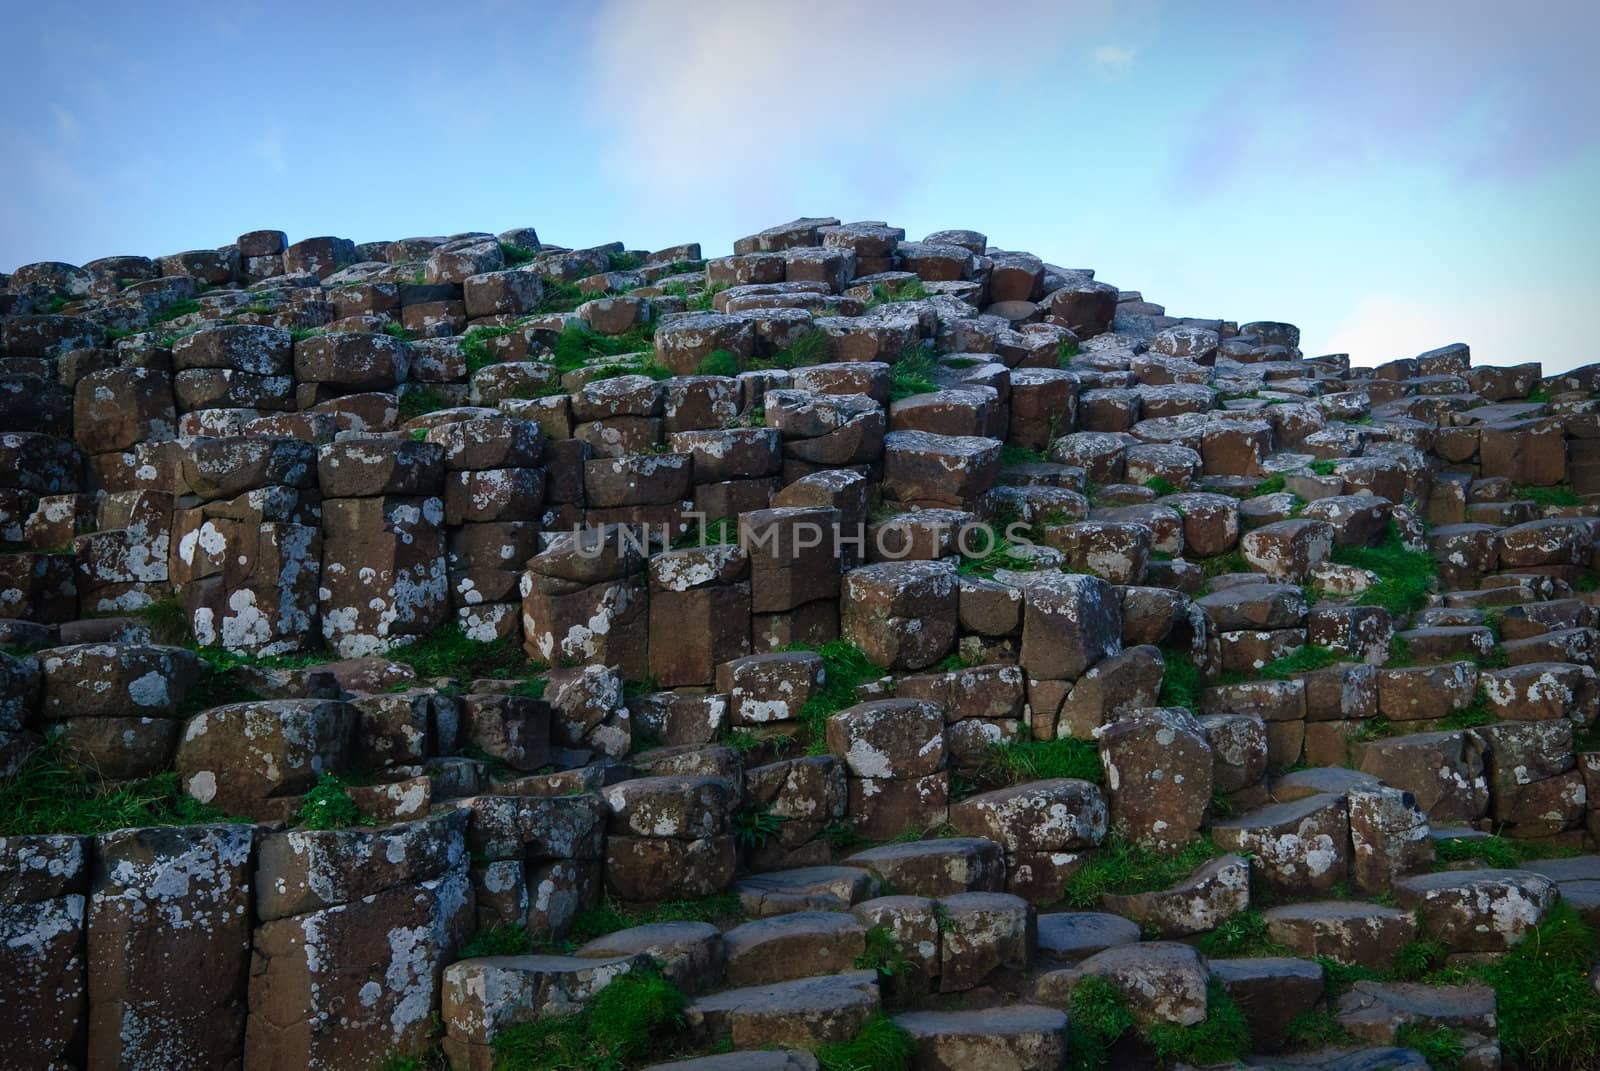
[293,773,371,830]
[816,1013,914,1071]
[1260,645,1344,679]
[1065,976,1134,1071]
[461,325,517,375]
[1147,981,1251,1065]
[1141,476,1179,497]
[1283,1009,1355,1049]
[792,641,883,751]
[1331,522,1436,617]
[865,279,930,307]
[1063,834,1220,908]
[459,923,534,958]
[971,737,1103,789]
[150,298,202,324]
[1158,649,1202,711]
[386,624,538,681]
[1395,1023,1463,1071]
[491,964,685,1070]
[0,741,242,835]
[1515,485,1581,507]
[694,348,741,377]
[888,343,941,401]
[1195,910,1286,958]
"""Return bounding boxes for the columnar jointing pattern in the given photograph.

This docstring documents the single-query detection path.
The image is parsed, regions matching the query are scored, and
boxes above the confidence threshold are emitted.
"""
[0,217,1597,1069]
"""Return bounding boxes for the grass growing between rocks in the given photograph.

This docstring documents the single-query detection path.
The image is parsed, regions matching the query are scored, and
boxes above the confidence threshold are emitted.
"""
[293,773,372,830]
[398,386,453,420]
[387,624,540,682]
[1515,485,1581,507]
[491,964,686,1070]
[1065,975,1135,1071]
[1146,981,1251,1066]
[866,279,930,307]
[1258,645,1345,679]
[1157,649,1202,711]
[793,640,883,752]
[888,343,942,401]
[1062,834,1220,908]
[1467,903,1600,1070]
[1431,834,1579,870]
[1195,909,1286,958]
[459,923,536,958]
[1331,522,1436,617]
[541,893,748,953]
[0,741,240,835]
[816,1014,915,1071]
[970,737,1103,790]
[748,328,831,372]
[461,325,518,375]
[1395,1023,1465,1071]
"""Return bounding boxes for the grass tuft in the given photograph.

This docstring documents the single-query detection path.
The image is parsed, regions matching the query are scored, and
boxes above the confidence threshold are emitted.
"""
[1066,976,1135,1071]
[817,1013,915,1071]
[1515,485,1581,507]
[293,773,371,830]
[1063,834,1220,908]
[970,737,1103,790]
[386,624,539,682]
[888,343,941,401]
[1158,648,1201,711]
[491,963,685,1070]
[1394,1023,1464,1071]
[1259,645,1344,679]
[1195,909,1286,958]
[0,740,241,835]
[790,641,883,752]
[458,923,534,958]
[1332,522,1436,617]
[865,279,930,307]
[1146,981,1251,1065]
[694,348,741,377]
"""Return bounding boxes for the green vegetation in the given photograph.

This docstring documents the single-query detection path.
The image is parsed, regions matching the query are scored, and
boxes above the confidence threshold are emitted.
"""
[293,773,371,830]
[289,326,325,342]
[1440,685,1495,730]
[1283,1009,1355,1049]
[553,893,746,952]
[816,1014,914,1071]
[127,597,197,646]
[398,386,452,420]
[1516,485,1581,507]
[499,242,538,266]
[150,298,202,324]
[1158,649,1202,711]
[819,819,866,851]
[1063,834,1220,908]
[750,328,830,370]
[0,742,240,835]
[1332,522,1437,617]
[386,624,540,682]
[1065,976,1135,1071]
[999,443,1045,467]
[732,802,785,848]
[1146,981,1251,1065]
[536,278,592,314]
[1259,645,1344,679]
[694,348,741,377]
[491,964,685,1070]
[550,322,670,381]
[1433,834,1578,870]
[1395,1023,1464,1071]
[383,322,413,341]
[970,736,1103,790]
[1057,341,1080,368]
[459,923,535,958]
[1252,473,1287,496]
[1195,910,1285,958]
[607,250,644,272]
[888,343,941,401]
[854,924,913,981]
[1200,548,1252,578]
[865,279,930,307]
[461,325,517,375]
[1309,459,1339,477]
[1474,902,1600,1070]
[794,641,883,751]
[1141,476,1180,496]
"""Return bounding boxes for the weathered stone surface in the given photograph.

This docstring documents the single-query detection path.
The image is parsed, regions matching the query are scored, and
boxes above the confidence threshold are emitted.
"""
[1213,794,1350,897]
[1036,941,1208,1026]
[894,1005,1069,1071]
[1263,901,1419,970]
[1099,706,1214,851]
[1393,868,1557,952]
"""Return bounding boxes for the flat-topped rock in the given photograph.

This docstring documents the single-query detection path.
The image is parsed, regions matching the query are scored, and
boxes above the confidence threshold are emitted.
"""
[722,911,866,986]
[894,1005,1069,1070]
[1393,868,1557,952]
[574,921,724,994]
[642,1054,819,1071]
[1101,853,1250,937]
[1035,941,1208,1026]
[1263,901,1419,970]
[844,837,1005,897]
[732,866,876,917]
[1035,911,1141,963]
[1210,956,1325,1052]
[683,970,881,1049]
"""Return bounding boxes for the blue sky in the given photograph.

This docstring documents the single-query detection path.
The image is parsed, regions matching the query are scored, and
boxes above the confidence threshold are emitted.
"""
[3,0,1597,369]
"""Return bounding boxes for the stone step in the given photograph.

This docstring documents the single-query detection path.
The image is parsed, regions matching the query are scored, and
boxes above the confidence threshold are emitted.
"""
[722,911,866,987]
[573,921,724,994]
[1035,911,1140,964]
[1393,868,1557,952]
[893,1005,1069,1070]
[1034,941,1209,1027]
[732,865,877,916]
[1262,902,1418,970]
[1210,956,1325,1052]
[683,970,881,1050]
[1100,852,1250,937]
[844,836,1005,897]
[642,1054,819,1071]
[1212,793,1350,898]
[1335,980,1497,1046]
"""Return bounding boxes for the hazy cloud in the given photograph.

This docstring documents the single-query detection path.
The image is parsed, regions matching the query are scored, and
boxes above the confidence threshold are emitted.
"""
[1091,45,1136,73]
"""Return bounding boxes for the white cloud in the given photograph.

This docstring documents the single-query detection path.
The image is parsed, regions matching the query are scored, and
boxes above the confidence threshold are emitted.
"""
[1319,289,1595,374]
[1091,45,1136,73]
[247,130,286,175]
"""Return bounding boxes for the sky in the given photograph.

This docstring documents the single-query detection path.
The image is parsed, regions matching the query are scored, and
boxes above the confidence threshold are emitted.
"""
[2,0,1597,370]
